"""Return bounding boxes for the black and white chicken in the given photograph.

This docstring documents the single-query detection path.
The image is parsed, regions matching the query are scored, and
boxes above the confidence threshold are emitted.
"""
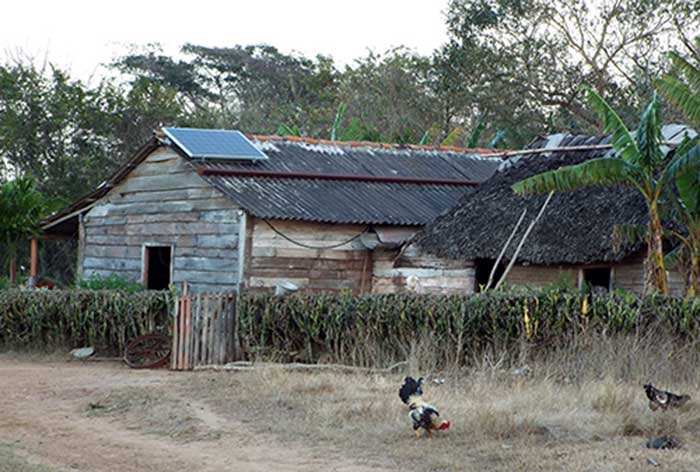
[399,376,450,438]
[644,383,691,411]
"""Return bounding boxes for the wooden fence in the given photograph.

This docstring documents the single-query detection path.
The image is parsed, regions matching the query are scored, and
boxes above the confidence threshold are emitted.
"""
[171,284,239,370]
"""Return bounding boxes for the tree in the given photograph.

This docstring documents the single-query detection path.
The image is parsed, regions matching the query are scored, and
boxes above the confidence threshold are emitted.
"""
[0,60,123,202]
[657,37,700,296]
[657,36,700,125]
[440,0,700,143]
[667,145,700,296]
[512,88,679,294]
[0,177,46,284]
[114,44,340,137]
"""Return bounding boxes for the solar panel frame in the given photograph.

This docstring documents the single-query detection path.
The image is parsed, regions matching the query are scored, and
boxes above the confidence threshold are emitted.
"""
[162,127,268,161]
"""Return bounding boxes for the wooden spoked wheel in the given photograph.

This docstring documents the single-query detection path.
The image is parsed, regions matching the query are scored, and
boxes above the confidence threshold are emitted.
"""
[124,333,171,369]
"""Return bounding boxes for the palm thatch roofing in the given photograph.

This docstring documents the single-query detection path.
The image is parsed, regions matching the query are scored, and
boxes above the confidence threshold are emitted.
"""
[414,134,651,265]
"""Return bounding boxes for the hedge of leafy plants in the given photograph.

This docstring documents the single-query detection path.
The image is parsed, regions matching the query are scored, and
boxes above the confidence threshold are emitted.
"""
[237,290,700,366]
[5,288,700,365]
[0,290,172,353]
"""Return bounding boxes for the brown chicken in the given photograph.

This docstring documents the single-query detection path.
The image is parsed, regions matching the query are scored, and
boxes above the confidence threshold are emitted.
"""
[644,383,690,411]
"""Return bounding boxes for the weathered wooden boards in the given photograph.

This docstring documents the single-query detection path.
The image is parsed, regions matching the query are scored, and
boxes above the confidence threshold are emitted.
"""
[171,285,239,370]
[246,218,371,293]
[82,148,242,293]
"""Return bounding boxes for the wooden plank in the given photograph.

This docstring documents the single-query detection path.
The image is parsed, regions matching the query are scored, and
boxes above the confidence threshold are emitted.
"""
[85,234,197,247]
[197,234,239,249]
[201,296,210,365]
[221,296,228,364]
[191,294,199,367]
[250,247,366,260]
[184,293,192,370]
[84,245,142,259]
[216,296,224,365]
[88,198,234,218]
[177,298,185,370]
[175,246,238,259]
[113,172,210,194]
[173,270,239,285]
[83,257,141,271]
[87,222,239,237]
[251,257,366,270]
[222,296,230,364]
[170,297,180,370]
[113,187,224,204]
[174,257,239,272]
[208,296,217,365]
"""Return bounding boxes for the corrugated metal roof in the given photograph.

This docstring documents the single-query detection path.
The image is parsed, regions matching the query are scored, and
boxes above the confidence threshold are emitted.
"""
[195,138,500,225]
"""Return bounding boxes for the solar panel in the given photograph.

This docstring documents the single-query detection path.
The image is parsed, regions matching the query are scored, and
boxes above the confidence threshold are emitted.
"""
[162,127,268,160]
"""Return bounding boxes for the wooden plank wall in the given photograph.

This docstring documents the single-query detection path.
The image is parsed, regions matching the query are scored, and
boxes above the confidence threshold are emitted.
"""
[615,256,686,296]
[245,218,371,293]
[82,147,242,293]
[505,265,579,288]
[373,245,475,294]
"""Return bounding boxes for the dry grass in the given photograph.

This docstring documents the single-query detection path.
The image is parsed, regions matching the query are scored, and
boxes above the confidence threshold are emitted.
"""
[172,332,700,471]
[0,443,62,472]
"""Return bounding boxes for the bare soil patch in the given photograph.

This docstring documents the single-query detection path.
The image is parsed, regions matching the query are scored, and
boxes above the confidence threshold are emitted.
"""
[2,353,700,471]
[0,356,387,472]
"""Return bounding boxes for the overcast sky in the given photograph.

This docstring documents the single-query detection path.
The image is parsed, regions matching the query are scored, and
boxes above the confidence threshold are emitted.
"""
[2,0,450,83]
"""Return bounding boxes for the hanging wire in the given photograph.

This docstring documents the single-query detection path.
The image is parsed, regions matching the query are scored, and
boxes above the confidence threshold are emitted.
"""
[262,219,369,250]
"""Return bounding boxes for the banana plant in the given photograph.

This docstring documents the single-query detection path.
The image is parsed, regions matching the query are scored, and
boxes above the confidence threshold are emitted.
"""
[657,37,700,125]
[330,102,347,141]
[513,87,679,294]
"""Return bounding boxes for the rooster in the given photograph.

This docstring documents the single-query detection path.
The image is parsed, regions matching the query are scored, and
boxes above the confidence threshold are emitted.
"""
[399,376,450,438]
[644,383,690,411]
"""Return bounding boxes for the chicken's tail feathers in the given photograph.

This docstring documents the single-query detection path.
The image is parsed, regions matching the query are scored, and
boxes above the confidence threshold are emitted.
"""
[399,377,424,404]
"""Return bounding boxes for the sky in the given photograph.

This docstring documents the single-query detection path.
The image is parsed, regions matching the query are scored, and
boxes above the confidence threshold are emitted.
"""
[1,0,450,83]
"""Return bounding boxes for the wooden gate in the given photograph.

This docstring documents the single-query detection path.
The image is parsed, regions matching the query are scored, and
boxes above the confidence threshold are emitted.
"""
[171,284,239,370]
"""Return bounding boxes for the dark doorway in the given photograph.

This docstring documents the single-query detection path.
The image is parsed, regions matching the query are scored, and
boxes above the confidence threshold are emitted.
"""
[583,267,611,290]
[144,246,172,290]
[474,258,505,292]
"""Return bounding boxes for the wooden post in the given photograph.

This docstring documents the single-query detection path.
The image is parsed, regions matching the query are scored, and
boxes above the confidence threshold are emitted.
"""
[29,238,38,288]
[485,209,527,291]
[495,191,555,290]
[170,292,180,370]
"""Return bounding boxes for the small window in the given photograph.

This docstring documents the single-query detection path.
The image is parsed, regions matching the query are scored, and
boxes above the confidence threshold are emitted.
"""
[144,246,172,290]
[583,267,611,290]
[474,258,505,292]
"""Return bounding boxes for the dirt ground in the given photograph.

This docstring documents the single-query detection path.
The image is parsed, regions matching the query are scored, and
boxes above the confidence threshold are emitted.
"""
[2,354,700,472]
[0,356,387,472]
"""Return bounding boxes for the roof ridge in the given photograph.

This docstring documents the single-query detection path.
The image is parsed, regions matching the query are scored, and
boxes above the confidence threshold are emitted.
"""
[248,134,502,156]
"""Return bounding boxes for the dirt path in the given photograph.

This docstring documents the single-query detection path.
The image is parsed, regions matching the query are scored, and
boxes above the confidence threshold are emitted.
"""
[0,358,388,472]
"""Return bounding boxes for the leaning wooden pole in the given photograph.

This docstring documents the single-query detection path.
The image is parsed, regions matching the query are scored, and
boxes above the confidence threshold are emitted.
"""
[485,209,527,291]
[495,192,555,290]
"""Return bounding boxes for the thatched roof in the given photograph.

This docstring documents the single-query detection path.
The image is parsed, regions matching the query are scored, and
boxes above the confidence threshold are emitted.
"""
[415,134,650,265]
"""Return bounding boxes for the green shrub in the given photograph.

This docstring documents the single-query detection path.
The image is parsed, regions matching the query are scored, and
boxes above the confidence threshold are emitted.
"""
[78,274,144,293]
[237,290,700,367]
[0,289,172,353]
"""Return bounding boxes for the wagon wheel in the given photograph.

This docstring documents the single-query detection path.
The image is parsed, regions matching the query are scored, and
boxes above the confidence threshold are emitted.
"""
[124,333,171,369]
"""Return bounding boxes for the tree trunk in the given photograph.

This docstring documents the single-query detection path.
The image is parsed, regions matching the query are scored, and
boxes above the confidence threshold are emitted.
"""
[646,207,669,295]
[688,253,700,298]
[9,256,17,285]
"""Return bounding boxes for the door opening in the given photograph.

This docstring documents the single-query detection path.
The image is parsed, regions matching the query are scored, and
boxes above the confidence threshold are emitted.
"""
[144,246,172,290]
[582,267,611,291]
[474,258,505,292]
